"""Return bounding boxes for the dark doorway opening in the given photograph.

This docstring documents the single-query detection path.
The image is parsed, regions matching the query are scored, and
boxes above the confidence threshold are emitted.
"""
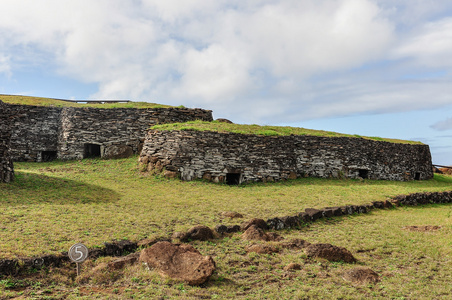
[84,143,101,158]
[414,172,421,180]
[41,151,57,162]
[358,169,369,179]
[226,173,241,185]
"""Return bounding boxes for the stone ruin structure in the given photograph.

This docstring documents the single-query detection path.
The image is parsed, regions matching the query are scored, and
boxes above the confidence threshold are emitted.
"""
[0,100,14,182]
[139,129,434,184]
[1,101,212,161]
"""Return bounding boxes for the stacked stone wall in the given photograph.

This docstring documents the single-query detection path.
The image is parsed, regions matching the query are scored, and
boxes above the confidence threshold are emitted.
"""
[139,130,433,182]
[6,104,62,161]
[58,107,212,160]
[0,100,14,182]
[1,102,212,161]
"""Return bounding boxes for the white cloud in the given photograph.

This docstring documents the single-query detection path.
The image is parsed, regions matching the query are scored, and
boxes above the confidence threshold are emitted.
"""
[393,17,452,67]
[1,0,452,124]
[431,117,452,131]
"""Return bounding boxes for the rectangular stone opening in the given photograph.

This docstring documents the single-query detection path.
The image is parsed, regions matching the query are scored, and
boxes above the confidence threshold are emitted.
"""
[84,143,101,158]
[414,172,421,180]
[226,173,241,185]
[358,169,369,179]
[41,151,57,162]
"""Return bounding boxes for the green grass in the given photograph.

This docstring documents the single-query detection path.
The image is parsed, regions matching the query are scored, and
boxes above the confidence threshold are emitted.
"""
[0,157,451,299]
[0,94,173,109]
[152,120,423,144]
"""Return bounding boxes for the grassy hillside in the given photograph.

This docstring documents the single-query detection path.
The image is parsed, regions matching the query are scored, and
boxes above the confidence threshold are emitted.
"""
[1,157,451,299]
[0,94,173,109]
[153,120,423,144]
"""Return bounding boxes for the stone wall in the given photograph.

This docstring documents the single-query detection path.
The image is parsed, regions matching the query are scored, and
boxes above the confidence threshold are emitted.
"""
[1,101,212,161]
[6,104,62,161]
[139,130,433,183]
[0,100,14,182]
[58,107,212,160]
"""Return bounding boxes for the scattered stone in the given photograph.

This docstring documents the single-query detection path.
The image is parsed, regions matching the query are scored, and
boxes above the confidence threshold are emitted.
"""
[139,241,216,286]
[343,267,380,284]
[284,263,302,271]
[226,225,241,233]
[241,225,283,241]
[214,225,228,234]
[241,218,268,231]
[178,225,215,242]
[403,225,442,232]
[280,239,311,249]
[220,211,244,218]
[304,208,323,221]
[267,217,285,230]
[245,244,279,254]
[305,243,356,263]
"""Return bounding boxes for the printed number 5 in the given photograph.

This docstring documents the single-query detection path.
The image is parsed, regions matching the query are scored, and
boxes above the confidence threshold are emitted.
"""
[74,246,84,261]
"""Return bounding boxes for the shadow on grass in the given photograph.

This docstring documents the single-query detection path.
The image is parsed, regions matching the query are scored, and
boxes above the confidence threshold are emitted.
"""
[0,171,121,205]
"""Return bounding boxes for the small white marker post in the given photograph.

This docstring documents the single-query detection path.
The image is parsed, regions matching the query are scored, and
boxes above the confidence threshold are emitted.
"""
[68,243,89,276]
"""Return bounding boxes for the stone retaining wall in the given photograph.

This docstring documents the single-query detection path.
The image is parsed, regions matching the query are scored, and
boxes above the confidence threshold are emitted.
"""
[0,100,14,182]
[139,130,433,183]
[0,101,212,161]
[58,107,212,160]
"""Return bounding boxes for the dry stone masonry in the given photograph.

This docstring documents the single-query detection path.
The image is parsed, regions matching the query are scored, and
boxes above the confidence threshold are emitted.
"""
[139,130,433,183]
[0,100,14,182]
[1,101,212,161]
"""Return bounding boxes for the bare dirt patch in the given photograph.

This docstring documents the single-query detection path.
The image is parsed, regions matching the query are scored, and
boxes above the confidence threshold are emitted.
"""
[403,225,442,232]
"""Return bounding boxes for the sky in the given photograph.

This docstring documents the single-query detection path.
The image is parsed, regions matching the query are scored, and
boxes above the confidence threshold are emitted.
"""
[0,0,451,165]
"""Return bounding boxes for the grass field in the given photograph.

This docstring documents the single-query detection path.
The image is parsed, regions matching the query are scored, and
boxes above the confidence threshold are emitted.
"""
[1,157,451,299]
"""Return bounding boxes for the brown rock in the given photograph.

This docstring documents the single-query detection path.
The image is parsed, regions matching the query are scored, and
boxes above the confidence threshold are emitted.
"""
[343,267,380,284]
[137,236,170,248]
[139,241,216,285]
[220,211,244,218]
[241,218,268,231]
[284,263,302,271]
[241,225,282,241]
[305,243,356,263]
[242,225,269,241]
[245,244,279,254]
[180,225,214,242]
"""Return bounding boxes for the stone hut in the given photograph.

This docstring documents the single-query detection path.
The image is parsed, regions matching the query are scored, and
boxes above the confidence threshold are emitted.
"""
[2,102,212,161]
[139,129,433,183]
[0,100,14,182]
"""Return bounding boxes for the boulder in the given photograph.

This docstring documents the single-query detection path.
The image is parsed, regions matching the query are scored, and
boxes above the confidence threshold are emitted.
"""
[177,225,215,242]
[139,241,216,285]
[304,208,323,221]
[241,218,268,231]
[215,118,233,123]
[305,243,356,263]
[245,244,279,254]
[241,225,283,242]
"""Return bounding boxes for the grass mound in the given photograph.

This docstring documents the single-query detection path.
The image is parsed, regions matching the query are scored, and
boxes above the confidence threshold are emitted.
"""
[152,120,423,144]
